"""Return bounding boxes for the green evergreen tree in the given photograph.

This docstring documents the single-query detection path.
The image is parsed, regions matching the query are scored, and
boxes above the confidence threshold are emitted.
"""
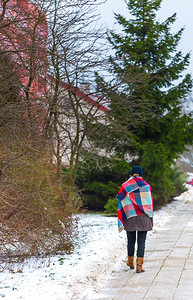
[109,0,193,155]
[95,0,193,205]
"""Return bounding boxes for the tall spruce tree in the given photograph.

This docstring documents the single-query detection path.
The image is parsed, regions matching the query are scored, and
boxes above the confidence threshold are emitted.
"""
[96,0,193,205]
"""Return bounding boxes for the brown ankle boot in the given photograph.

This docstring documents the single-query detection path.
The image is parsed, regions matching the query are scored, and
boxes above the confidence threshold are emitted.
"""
[136,257,145,273]
[126,256,134,269]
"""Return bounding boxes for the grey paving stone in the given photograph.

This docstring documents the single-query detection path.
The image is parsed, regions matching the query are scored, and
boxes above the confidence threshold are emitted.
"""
[91,200,193,299]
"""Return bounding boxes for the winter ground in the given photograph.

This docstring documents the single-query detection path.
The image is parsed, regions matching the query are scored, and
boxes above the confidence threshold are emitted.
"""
[1,178,193,300]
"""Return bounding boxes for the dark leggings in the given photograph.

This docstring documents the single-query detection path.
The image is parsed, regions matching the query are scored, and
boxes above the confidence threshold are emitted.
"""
[127,231,147,258]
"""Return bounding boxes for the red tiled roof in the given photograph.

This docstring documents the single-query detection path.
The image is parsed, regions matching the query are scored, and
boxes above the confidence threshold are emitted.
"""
[48,75,109,112]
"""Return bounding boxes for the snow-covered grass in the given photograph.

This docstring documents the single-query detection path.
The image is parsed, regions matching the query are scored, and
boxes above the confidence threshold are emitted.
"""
[1,182,193,300]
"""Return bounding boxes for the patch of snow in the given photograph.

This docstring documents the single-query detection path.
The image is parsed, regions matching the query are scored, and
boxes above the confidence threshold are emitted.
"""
[180,155,191,164]
[186,172,193,182]
[1,184,193,299]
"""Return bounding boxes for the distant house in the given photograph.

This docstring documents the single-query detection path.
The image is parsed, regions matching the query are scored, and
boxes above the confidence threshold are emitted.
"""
[48,75,109,168]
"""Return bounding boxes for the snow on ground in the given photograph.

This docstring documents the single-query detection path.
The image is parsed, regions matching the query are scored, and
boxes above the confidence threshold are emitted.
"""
[1,181,193,300]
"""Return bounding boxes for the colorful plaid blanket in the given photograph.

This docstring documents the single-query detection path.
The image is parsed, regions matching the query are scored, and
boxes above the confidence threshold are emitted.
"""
[117,176,153,232]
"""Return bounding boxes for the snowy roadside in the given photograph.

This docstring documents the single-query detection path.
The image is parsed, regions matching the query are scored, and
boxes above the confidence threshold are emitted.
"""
[0,183,193,300]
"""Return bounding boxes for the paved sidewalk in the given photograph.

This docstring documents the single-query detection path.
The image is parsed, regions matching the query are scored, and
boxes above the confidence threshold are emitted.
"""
[90,198,193,300]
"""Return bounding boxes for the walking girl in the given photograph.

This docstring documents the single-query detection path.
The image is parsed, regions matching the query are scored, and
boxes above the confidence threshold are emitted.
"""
[117,166,153,273]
